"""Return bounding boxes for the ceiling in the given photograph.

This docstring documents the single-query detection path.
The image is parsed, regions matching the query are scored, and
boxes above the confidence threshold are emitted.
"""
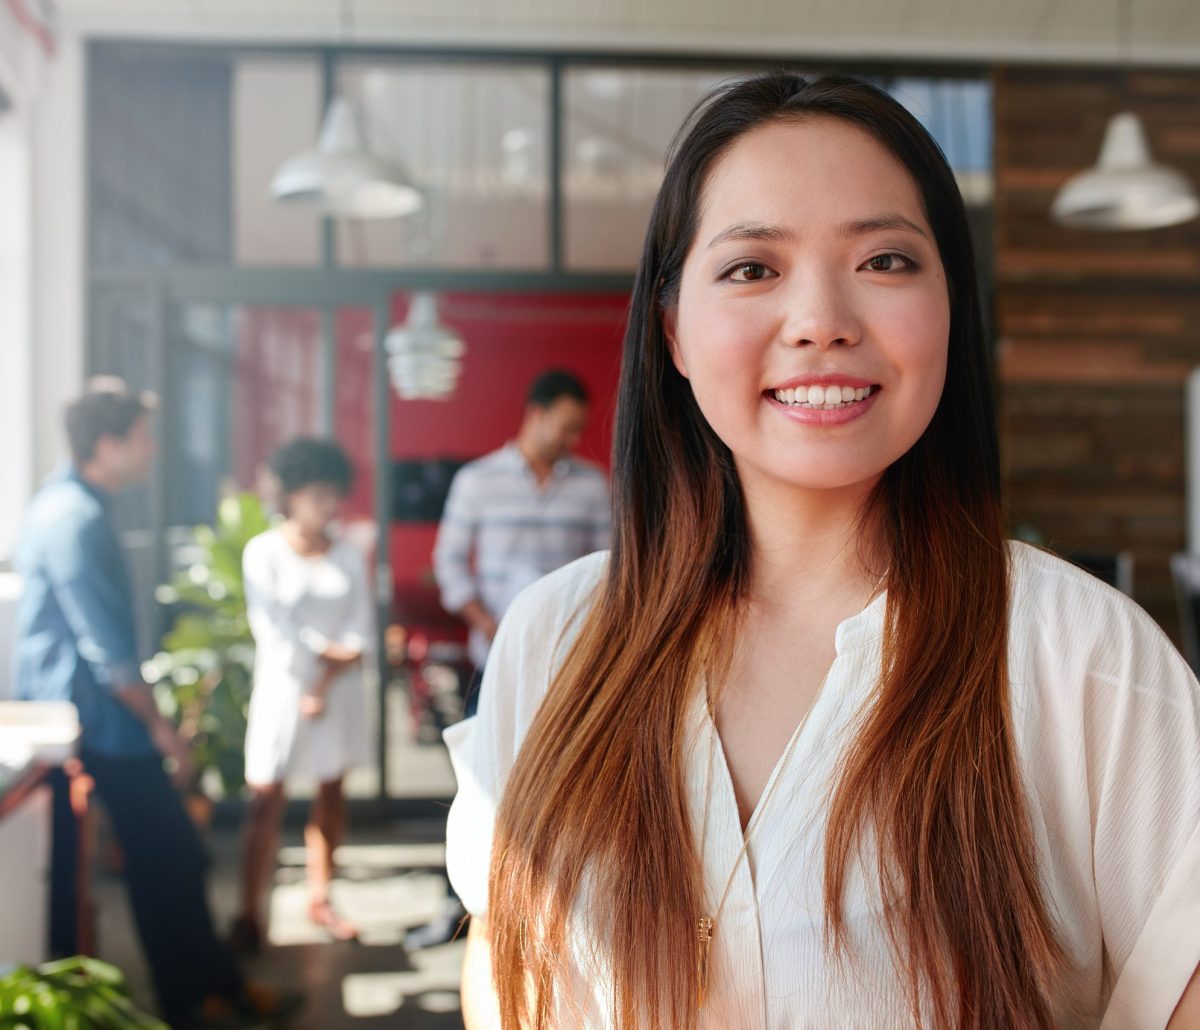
[49,0,1200,67]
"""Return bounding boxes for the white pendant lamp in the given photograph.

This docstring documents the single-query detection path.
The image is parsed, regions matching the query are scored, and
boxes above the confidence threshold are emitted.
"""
[1051,111,1199,231]
[1051,0,1198,232]
[385,293,466,401]
[271,95,423,219]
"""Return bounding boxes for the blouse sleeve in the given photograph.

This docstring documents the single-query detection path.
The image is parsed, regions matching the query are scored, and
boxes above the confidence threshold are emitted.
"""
[443,552,607,918]
[1087,601,1200,1028]
[443,599,535,918]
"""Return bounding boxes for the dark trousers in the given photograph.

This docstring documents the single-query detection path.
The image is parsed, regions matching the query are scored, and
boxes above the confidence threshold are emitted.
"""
[47,768,79,959]
[78,750,243,1023]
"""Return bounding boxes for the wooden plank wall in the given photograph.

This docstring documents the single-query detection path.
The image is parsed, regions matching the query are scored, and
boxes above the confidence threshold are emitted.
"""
[993,66,1200,639]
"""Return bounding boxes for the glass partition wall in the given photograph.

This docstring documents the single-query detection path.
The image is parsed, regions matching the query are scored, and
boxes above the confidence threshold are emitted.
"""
[86,41,993,813]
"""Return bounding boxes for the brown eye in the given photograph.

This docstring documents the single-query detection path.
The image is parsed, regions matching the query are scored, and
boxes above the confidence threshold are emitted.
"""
[864,253,909,272]
[730,263,768,281]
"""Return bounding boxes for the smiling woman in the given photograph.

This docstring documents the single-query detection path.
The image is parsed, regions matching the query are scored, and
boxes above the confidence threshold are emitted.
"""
[444,72,1200,1029]
[665,116,949,492]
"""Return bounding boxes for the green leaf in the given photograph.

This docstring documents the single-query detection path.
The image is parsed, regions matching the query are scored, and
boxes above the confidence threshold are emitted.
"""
[163,615,215,650]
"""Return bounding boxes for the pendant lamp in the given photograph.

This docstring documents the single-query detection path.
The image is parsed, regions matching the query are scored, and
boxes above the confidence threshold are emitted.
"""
[1051,112,1199,230]
[385,293,466,401]
[271,96,423,219]
[1050,0,1198,231]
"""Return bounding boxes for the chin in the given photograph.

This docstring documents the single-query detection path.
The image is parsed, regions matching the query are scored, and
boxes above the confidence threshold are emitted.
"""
[750,457,889,496]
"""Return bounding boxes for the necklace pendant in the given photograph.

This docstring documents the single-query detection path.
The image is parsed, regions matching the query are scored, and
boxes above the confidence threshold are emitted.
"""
[697,916,714,1007]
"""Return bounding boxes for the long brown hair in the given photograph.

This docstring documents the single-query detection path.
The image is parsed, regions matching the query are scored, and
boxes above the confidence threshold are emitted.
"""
[489,72,1061,1028]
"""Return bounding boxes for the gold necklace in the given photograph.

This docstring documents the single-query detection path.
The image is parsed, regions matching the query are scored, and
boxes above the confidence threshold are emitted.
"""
[695,573,887,1007]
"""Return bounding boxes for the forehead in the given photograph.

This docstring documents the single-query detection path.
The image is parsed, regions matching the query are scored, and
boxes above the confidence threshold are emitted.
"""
[697,115,928,236]
[292,481,342,496]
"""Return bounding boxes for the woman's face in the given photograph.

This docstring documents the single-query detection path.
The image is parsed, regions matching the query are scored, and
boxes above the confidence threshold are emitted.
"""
[666,116,950,497]
[286,482,344,535]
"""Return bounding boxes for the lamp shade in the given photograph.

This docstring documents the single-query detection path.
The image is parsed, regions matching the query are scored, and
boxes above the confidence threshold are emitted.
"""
[385,293,465,401]
[270,96,423,219]
[1052,112,1199,231]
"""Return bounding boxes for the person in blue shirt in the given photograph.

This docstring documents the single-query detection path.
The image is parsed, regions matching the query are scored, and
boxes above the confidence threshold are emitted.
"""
[13,377,300,1029]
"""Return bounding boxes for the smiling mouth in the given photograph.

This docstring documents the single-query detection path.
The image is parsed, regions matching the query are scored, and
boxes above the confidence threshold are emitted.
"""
[769,384,877,411]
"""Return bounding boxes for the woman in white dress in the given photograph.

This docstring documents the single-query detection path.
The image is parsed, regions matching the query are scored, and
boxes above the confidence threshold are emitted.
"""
[232,438,372,951]
[445,73,1200,1028]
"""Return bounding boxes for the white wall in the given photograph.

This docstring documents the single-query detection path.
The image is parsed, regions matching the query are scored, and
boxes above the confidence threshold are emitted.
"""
[0,107,34,562]
[30,36,86,491]
[0,28,86,564]
[0,24,85,699]
[0,7,39,562]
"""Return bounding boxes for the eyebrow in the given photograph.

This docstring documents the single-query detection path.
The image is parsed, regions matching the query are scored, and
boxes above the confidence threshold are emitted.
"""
[706,214,928,249]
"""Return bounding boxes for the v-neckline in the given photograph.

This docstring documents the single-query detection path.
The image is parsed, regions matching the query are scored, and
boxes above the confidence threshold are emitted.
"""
[706,658,837,837]
[696,587,887,837]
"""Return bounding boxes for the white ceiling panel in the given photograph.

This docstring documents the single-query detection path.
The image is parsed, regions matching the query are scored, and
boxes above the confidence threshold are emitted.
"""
[52,0,1200,67]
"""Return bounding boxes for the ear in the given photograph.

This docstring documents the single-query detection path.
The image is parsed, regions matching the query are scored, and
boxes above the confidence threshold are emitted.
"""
[90,434,117,466]
[661,305,689,380]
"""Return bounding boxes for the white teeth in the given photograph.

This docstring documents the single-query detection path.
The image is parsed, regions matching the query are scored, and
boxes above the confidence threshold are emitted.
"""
[772,385,874,409]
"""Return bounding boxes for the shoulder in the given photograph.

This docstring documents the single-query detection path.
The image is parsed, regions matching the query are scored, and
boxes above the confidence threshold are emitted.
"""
[505,550,608,626]
[443,449,514,505]
[328,532,370,570]
[242,529,283,566]
[469,550,608,756]
[564,457,610,489]
[1007,538,1200,746]
[454,447,515,482]
[27,479,105,537]
[1007,540,1181,669]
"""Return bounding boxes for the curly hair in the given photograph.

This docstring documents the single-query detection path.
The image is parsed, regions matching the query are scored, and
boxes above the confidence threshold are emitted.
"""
[268,438,355,497]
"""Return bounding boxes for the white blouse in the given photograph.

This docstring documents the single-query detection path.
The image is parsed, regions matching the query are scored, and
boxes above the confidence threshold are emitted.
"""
[243,528,373,786]
[443,542,1200,1028]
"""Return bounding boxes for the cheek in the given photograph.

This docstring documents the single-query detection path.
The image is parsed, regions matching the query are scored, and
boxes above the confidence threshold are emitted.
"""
[884,295,950,432]
[674,296,771,393]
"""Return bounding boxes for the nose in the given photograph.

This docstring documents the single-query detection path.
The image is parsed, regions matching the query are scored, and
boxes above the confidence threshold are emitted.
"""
[779,270,862,350]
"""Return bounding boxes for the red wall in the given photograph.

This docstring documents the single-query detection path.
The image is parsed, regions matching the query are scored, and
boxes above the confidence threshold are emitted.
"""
[335,292,628,620]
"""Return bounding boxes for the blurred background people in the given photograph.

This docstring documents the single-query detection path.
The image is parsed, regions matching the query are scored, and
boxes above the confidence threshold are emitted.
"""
[11,377,300,1028]
[233,438,373,953]
[432,368,612,719]
[406,369,612,951]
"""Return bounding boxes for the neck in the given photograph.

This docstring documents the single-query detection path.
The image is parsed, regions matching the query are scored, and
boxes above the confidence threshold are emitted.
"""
[515,436,553,483]
[78,463,120,496]
[283,519,328,547]
[740,468,886,613]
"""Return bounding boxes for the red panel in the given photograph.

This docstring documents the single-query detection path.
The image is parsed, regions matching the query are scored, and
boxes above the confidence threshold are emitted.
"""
[334,292,628,617]
[387,292,627,468]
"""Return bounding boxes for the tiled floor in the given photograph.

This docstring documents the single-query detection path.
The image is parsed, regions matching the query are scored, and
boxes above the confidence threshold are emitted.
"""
[93,818,467,1028]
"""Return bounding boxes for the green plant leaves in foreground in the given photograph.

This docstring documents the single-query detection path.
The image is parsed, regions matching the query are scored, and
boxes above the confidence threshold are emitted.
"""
[0,956,167,1028]
[145,492,272,799]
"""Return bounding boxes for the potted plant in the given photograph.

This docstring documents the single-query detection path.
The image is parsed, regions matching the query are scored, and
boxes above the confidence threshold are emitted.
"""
[145,493,271,805]
[0,956,166,1028]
